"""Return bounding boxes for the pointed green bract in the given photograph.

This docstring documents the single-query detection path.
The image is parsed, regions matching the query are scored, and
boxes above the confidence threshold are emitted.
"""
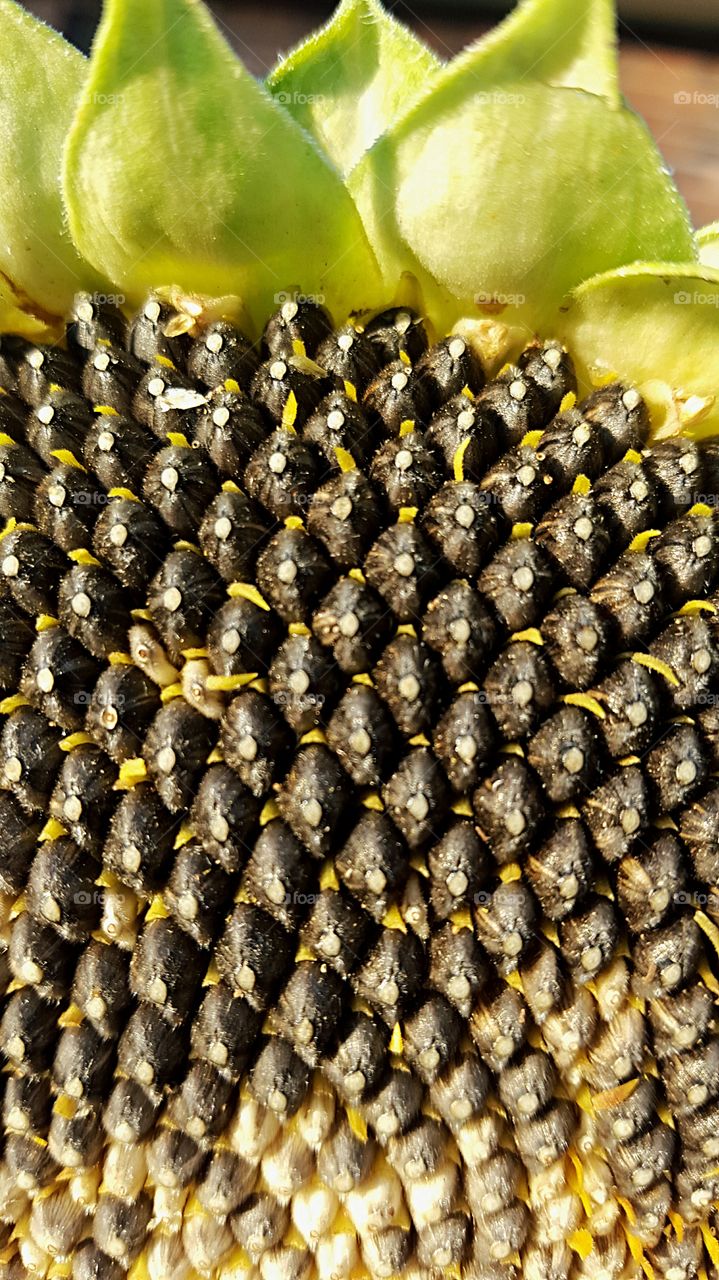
[267,0,439,176]
[0,0,99,329]
[697,222,719,270]
[561,263,719,436]
[351,80,695,334]
[63,0,383,331]
[436,0,619,104]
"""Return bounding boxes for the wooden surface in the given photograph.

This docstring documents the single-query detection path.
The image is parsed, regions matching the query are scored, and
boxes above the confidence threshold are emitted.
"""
[27,0,719,229]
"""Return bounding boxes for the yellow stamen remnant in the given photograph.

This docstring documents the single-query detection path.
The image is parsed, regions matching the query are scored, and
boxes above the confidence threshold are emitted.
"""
[567,1228,594,1260]
[678,599,717,615]
[259,798,280,825]
[0,693,30,713]
[145,894,170,921]
[361,791,384,811]
[39,818,68,841]
[319,860,339,892]
[59,732,95,751]
[282,389,298,431]
[629,528,661,552]
[695,910,719,959]
[511,626,544,645]
[346,1109,368,1142]
[382,904,407,932]
[398,506,418,523]
[334,446,356,472]
[108,486,140,502]
[115,758,148,789]
[563,692,606,719]
[227,582,271,610]
[520,429,544,449]
[68,547,101,566]
[50,448,86,470]
[451,796,473,816]
[205,672,258,692]
[159,681,183,702]
[453,437,471,482]
[632,652,680,687]
[299,728,328,745]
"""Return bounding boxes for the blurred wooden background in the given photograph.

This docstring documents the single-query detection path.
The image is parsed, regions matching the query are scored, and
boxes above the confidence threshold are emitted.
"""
[27,0,719,230]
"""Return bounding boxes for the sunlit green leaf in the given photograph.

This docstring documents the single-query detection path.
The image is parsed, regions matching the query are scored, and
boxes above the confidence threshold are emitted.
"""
[351,81,695,334]
[63,0,383,331]
[0,0,99,328]
[561,263,719,437]
[697,222,719,270]
[267,0,439,176]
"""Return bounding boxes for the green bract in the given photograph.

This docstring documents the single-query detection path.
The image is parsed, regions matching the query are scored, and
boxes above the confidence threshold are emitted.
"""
[432,0,619,103]
[267,0,440,177]
[0,0,716,436]
[0,0,99,329]
[347,0,693,333]
[561,263,719,436]
[698,222,719,269]
[351,80,694,333]
[62,0,383,329]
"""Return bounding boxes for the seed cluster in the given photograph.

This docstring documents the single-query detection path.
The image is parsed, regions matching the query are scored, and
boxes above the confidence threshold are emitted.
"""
[0,293,718,1279]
